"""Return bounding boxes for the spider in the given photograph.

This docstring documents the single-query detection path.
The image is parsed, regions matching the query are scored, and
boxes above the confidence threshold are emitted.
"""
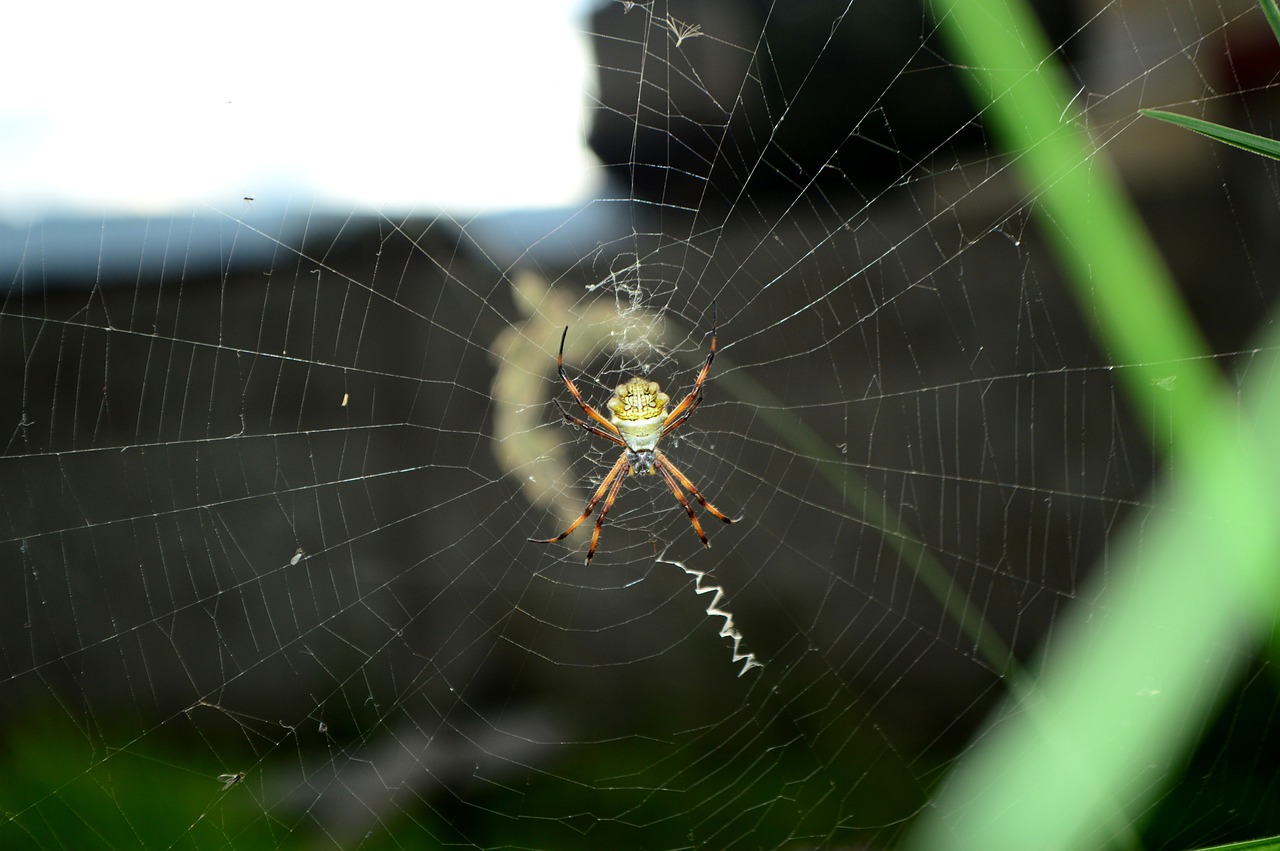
[529,306,736,564]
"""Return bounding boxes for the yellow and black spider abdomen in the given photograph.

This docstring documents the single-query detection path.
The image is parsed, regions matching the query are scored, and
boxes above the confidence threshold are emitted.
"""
[607,377,669,458]
[606,377,670,423]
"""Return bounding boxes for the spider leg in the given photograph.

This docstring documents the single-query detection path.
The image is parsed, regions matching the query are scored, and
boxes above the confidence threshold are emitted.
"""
[585,458,630,565]
[528,451,630,545]
[661,302,717,437]
[656,464,710,548]
[554,326,622,438]
[556,402,626,448]
[655,451,736,524]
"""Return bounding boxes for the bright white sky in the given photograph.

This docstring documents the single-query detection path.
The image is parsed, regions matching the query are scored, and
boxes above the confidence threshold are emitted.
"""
[0,0,601,220]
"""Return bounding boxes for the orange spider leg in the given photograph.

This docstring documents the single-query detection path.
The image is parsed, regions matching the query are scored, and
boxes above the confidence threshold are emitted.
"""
[554,327,621,437]
[655,451,736,524]
[528,451,630,546]
[556,402,627,448]
[661,303,717,437]
[585,457,630,564]
[656,464,710,547]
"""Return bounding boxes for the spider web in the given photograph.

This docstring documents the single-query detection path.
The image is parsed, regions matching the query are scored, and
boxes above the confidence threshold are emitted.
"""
[3,0,1280,848]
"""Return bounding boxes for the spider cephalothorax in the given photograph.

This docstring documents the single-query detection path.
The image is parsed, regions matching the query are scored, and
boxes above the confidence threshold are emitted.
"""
[529,307,736,564]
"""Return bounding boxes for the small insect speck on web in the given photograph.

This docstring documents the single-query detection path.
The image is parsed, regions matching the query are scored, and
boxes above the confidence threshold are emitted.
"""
[218,771,245,790]
[661,15,704,47]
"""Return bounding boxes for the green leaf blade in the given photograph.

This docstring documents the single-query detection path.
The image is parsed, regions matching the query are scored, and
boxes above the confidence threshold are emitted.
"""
[1141,108,1280,160]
